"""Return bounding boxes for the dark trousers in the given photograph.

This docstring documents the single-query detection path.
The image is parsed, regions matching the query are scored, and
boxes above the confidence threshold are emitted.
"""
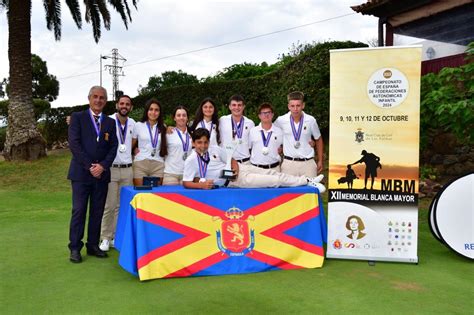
[68,180,109,251]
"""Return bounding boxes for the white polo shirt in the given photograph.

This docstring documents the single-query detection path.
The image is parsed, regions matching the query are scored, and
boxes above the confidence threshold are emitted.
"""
[110,114,135,165]
[218,115,255,160]
[183,147,227,186]
[274,111,321,159]
[132,122,165,162]
[249,123,283,166]
[164,128,193,175]
[195,120,218,147]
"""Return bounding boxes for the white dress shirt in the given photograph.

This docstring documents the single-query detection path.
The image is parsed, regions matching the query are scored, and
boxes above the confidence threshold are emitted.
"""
[274,111,321,159]
[182,147,227,186]
[132,122,165,162]
[110,114,135,165]
[195,120,219,147]
[218,115,255,160]
[164,128,193,175]
[249,123,283,165]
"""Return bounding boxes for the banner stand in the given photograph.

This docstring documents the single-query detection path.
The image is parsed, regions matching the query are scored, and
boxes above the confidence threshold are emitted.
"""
[326,46,422,264]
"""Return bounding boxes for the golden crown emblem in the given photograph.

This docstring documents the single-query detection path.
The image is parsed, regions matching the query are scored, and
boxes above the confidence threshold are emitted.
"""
[225,206,244,219]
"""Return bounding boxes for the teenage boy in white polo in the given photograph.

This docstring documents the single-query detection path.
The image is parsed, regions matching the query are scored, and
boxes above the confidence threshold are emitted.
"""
[182,128,325,192]
[218,94,255,164]
[249,103,283,171]
[274,91,324,177]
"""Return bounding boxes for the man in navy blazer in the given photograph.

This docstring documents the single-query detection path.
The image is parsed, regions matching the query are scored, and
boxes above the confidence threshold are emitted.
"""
[67,86,118,263]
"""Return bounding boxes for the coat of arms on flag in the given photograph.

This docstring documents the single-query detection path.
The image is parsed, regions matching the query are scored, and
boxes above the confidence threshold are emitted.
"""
[216,207,255,256]
[116,186,327,281]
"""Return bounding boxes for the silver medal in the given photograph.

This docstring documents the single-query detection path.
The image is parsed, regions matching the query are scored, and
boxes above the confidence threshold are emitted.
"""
[262,147,269,155]
[294,141,301,149]
[182,152,188,161]
[239,139,243,145]
[151,148,156,157]
[119,144,127,153]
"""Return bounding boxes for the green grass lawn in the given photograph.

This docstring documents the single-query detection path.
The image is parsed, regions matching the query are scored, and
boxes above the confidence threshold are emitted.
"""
[0,151,472,314]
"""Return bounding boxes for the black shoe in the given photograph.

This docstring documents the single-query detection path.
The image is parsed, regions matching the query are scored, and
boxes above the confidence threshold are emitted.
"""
[70,250,82,263]
[87,246,108,258]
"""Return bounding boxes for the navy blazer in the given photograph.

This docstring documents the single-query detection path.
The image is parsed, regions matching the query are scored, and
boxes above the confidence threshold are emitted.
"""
[67,110,118,182]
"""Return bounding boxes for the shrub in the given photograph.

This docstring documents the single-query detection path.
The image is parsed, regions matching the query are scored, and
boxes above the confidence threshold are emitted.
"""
[420,42,474,148]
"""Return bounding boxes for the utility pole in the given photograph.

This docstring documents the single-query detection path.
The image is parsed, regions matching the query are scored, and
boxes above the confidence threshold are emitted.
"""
[102,48,127,101]
[99,55,108,87]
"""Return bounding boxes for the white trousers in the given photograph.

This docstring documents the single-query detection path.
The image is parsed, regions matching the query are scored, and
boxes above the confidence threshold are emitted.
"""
[281,159,318,177]
[100,167,133,241]
[229,164,307,188]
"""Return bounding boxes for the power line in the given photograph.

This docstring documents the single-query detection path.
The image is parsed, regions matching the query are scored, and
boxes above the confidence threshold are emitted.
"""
[124,12,355,68]
[59,12,355,80]
[63,58,99,77]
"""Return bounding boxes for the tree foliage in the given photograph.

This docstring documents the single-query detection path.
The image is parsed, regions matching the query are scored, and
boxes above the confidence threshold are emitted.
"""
[204,62,279,82]
[420,42,474,147]
[138,70,199,95]
[1,0,138,160]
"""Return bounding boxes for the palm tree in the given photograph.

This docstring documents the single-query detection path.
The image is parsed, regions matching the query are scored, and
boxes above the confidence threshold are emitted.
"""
[1,0,137,161]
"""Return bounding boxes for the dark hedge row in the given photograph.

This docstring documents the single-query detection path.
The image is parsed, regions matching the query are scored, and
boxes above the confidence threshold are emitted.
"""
[41,40,368,147]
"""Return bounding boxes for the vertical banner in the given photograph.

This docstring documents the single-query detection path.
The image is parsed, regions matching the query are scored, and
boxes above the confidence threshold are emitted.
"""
[327,46,421,263]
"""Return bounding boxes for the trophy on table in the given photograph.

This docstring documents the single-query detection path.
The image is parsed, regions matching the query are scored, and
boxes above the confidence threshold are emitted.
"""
[221,140,238,180]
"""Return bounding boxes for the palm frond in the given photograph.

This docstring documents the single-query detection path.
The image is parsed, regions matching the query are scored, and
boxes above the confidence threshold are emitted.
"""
[43,0,62,40]
[84,0,102,43]
[123,0,132,21]
[65,0,82,29]
[125,0,138,21]
[97,0,111,30]
[107,0,128,29]
[82,0,137,42]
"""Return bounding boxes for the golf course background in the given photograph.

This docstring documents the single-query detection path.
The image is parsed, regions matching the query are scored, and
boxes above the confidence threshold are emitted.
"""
[0,150,471,314]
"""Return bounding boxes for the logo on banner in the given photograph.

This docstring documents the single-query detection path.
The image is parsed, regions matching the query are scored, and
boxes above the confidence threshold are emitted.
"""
[355,128,364,143]
[367,67,409,109]
[216,207,255,256]
[333,239,342,249]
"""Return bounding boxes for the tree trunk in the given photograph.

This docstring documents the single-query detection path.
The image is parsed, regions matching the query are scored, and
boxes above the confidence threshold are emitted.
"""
[3,0,46,161]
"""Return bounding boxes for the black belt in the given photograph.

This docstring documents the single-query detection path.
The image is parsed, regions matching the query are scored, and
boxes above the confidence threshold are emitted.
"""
[252,162,280,169]
[236,157,250,163]
[284,156,313,162]
[112,163,133,168]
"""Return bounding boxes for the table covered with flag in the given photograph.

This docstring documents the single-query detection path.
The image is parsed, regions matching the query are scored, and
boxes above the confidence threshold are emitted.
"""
[115,186,327,281]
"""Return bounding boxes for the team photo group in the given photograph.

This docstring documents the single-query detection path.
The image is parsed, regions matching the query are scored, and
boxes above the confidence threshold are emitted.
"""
[67,85,326,263]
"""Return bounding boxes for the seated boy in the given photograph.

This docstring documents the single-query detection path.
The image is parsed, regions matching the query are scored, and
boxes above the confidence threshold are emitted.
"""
[183,128,325,192]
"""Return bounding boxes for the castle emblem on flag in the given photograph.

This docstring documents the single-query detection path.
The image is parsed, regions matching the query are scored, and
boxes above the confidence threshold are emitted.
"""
[216,206,255,256]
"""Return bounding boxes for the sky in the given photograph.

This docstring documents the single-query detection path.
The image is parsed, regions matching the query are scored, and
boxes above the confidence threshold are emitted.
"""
[0,0,380,108]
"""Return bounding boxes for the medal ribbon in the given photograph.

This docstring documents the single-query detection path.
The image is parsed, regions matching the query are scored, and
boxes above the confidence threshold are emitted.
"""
[115,114,128,145]
[175,128,190,153]
[260,130,273,148]
[231,117,244,140]
[200,120,214,135]
[89,111,103,141]
[197,152,210,178]
[146,122,160,150]
[290,114,304,142]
